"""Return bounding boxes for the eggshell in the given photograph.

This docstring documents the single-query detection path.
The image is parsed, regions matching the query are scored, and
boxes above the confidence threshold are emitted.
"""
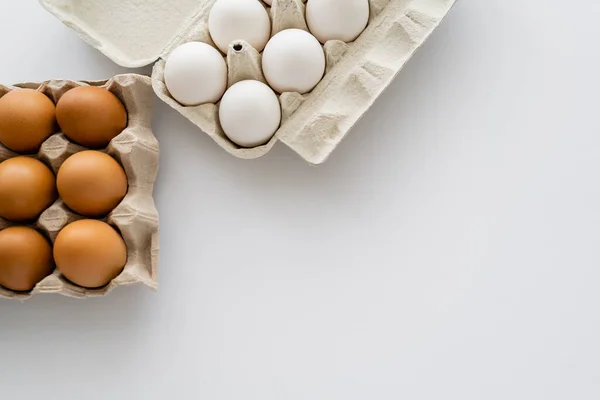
[0,89,56,153]
[209,0,271,53]
[219,80,281,147]
[56,86,127,149]
[306,0,370,43]
[164,42,228,106]
[0,157,57,222]
[262,29,326,94]
[54,219,127,289]
[57,150,128,217]
[0,227,54,292]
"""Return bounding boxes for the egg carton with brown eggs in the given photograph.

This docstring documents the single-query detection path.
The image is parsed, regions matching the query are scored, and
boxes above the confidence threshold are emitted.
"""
[0,74,159,300]
[40,0,457,165]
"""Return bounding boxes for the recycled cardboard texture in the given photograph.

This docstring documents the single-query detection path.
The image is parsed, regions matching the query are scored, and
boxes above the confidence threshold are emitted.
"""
[40,0,456,164]
[0,74,159,300]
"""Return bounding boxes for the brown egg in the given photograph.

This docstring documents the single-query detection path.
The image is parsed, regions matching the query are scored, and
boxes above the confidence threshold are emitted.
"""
[0,157,57,222]
[0,89,57,153]
[56,86,127,148]
[0,227,54,292]
[57,150,128,217]
[54,219,127,288]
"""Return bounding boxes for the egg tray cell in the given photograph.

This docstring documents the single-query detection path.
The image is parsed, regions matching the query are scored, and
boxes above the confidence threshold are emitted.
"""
[40,0,457,165]
[0,74,159,300]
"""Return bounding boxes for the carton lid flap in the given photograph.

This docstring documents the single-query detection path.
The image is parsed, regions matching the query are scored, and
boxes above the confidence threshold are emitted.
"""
[40,0,215,68]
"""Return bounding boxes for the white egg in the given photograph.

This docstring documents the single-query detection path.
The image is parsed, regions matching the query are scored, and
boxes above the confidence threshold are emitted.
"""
[262,29,325,94]
[306,0,370,43]
[209,0,271,53]
[164,42,227,106]
[219,80,281,148]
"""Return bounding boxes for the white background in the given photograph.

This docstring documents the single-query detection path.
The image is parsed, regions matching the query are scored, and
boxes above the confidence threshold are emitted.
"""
[1,1,599,399]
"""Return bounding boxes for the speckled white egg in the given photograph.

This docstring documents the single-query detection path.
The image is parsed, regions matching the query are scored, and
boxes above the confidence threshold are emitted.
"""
[262,29,326,94]
[164,42,227,106]
[209,0,271,54]
[306,0,370,43]
[219,80,281,148]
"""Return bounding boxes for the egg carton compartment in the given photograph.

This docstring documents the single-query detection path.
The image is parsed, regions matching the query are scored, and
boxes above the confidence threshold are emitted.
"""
[40,0,457,165]
[0,74,159,300]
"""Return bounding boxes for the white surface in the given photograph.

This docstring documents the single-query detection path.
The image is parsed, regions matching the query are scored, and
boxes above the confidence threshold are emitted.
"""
[1,1,600,399]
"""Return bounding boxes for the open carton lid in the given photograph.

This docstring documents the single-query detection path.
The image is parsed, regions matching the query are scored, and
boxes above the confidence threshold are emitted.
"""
[39,0,218,68]
[40,0,457,164]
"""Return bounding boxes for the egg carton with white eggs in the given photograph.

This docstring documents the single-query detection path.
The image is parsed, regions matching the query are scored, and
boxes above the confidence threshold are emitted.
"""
[0,74,159,300]
[40,0,456,164]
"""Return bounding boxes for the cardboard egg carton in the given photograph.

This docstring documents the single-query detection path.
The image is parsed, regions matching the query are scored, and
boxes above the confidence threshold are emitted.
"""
[40,0,456,164]
[0,74,159,300]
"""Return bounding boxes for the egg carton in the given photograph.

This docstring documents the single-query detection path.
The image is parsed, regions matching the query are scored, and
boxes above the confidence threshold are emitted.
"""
[39,0,456,164]
[0,74,159,300]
